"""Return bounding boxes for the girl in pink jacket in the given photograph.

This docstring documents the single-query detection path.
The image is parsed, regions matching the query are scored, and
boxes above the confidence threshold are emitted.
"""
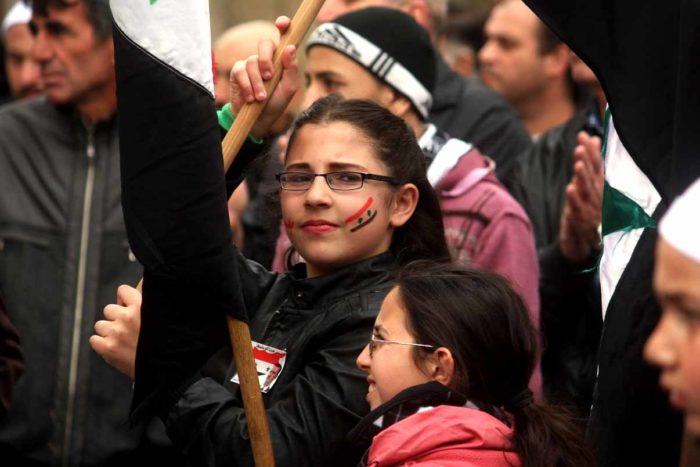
[353,262,592,467]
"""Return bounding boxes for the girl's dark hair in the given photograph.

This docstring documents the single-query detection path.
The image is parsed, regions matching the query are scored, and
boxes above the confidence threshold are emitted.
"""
[285,95,450,267]
[396,261,594,467]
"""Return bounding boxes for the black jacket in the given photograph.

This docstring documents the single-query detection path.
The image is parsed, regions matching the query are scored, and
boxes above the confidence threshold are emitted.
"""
[161,252,396,467]
[0,99,181,465]
[507,109,603,419]
[429,58,531,182]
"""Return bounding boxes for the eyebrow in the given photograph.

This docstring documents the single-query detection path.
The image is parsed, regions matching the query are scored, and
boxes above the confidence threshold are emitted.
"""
[285,161,369,172]
[311,70,345,81]
[373,324,388,336]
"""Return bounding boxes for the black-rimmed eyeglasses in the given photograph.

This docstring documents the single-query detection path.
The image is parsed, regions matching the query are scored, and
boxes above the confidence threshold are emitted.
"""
[276,171,400,191]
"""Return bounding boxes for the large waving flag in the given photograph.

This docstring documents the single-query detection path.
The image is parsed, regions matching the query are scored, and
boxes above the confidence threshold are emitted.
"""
[110,0,246,415]
[522,1,697,465]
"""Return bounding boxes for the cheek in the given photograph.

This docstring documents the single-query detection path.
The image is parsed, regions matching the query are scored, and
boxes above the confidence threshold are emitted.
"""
[342,196,377,232]
[681,335,700,392]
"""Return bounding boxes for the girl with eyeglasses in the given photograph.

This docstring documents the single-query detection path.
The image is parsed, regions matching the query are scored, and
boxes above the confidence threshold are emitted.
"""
[93,20,450,466]
[352,261,593,466]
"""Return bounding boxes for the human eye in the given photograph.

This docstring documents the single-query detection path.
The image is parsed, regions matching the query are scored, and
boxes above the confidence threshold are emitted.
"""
[322,76,343,93]
[331,172,363,189]
[283,172,312,188]
[46,21,69,37]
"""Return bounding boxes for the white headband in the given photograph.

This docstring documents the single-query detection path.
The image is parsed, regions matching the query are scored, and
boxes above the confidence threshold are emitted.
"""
[1,2,32,38]
[659,177,700,263]
[307,22,433,119]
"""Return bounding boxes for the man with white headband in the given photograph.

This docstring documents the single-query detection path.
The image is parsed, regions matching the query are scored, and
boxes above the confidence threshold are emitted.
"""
[269,8,540,394]
[645,177,700,437]
[1,1,41,100]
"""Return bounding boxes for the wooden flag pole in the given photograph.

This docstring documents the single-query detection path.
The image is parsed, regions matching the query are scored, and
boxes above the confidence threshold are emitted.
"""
[222,0,325,171]
[222,1,325,465]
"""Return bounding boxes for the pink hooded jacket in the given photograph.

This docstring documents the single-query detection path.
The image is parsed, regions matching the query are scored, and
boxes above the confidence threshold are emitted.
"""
[365,405,521,467]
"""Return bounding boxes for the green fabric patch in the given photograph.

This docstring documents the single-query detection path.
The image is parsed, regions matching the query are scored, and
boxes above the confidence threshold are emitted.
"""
[216,103,265,145]
[602,181,656,236]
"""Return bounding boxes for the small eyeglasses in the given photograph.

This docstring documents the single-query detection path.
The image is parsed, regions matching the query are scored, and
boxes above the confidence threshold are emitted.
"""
[276,171,400,191]
[368,333,435,357]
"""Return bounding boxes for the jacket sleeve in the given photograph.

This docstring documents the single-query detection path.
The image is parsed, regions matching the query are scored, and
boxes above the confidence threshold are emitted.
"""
[472,211,540,322]
[163,310,375,467]
[0,296,24,417]
[538,240,601,415]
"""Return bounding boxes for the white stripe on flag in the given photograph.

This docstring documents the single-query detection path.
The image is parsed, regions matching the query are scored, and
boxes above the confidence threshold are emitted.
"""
[600,115,661,319]
[110,0,214,95]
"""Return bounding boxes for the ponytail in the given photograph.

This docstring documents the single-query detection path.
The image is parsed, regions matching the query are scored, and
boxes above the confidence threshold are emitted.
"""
[511,402,595,467]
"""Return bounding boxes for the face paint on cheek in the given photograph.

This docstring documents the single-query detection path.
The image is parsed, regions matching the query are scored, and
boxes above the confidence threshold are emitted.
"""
[345,197,378,233]
[284,220,294,230]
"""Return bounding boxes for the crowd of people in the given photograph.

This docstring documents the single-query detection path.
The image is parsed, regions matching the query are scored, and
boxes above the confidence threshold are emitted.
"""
[0,0,697,466]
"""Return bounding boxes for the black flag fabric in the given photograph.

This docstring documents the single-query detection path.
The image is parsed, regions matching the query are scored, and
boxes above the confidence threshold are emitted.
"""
[110,0,246,416]
[522,1,698,465]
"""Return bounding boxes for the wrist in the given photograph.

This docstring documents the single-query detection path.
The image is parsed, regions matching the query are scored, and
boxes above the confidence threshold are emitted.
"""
[217,104,265,145]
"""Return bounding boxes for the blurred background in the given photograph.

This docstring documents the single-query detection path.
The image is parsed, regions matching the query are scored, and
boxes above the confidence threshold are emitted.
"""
[0,0,496,42]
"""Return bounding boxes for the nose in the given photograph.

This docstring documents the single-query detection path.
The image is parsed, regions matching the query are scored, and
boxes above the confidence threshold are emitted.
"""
[31,29,54,64]
[644,312,679,369]
[356,344,371,372]
[20,59,41,89]
[303,174,332,207]
[478,39,496,67]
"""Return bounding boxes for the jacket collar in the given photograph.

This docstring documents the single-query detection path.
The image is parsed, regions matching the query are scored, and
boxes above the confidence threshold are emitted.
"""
[348,381,511,449]
[286,252,397,309]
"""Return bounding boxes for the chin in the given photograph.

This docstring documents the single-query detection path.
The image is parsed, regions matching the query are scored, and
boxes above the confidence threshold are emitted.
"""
[686,413,700,437]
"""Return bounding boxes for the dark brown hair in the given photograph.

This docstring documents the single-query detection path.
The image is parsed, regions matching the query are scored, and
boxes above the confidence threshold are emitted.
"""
[26,0,113,41]
[395,261,594,467]
[285,95,450,267]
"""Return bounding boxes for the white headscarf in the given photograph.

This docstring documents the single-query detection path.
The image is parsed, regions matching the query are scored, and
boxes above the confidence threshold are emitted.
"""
[1,2,32,39]
[659,177,700,263]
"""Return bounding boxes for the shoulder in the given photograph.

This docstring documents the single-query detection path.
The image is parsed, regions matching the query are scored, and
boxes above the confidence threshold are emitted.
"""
[368,406,519,466]
[442,149,532,225]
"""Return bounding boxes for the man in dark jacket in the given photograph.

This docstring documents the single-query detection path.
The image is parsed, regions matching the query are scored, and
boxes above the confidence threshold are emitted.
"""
[0,1,185,465]
[315,0,532,181]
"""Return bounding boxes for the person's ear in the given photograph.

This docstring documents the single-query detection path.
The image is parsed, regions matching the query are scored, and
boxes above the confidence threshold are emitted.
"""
[544,43,571,79]
[389,183,418,228]
[386,93,413,120]
[377,86,412,120]
[430,347,455,386]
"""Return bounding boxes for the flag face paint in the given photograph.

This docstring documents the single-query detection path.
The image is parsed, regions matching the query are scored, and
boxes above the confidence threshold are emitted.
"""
[345,197,377,232]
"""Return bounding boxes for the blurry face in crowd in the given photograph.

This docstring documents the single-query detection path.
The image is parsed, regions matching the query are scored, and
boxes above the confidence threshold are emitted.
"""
[356,287,435,409]
[280,121,415,278]
[4,23,42,99]
[645,239,700,435]
[317,0,403,24]
[29,1,114,107]
[303,47,396,112]
[478,0,550,105]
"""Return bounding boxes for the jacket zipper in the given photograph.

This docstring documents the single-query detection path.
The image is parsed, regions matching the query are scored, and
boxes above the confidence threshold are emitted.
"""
[62,127,96,467]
